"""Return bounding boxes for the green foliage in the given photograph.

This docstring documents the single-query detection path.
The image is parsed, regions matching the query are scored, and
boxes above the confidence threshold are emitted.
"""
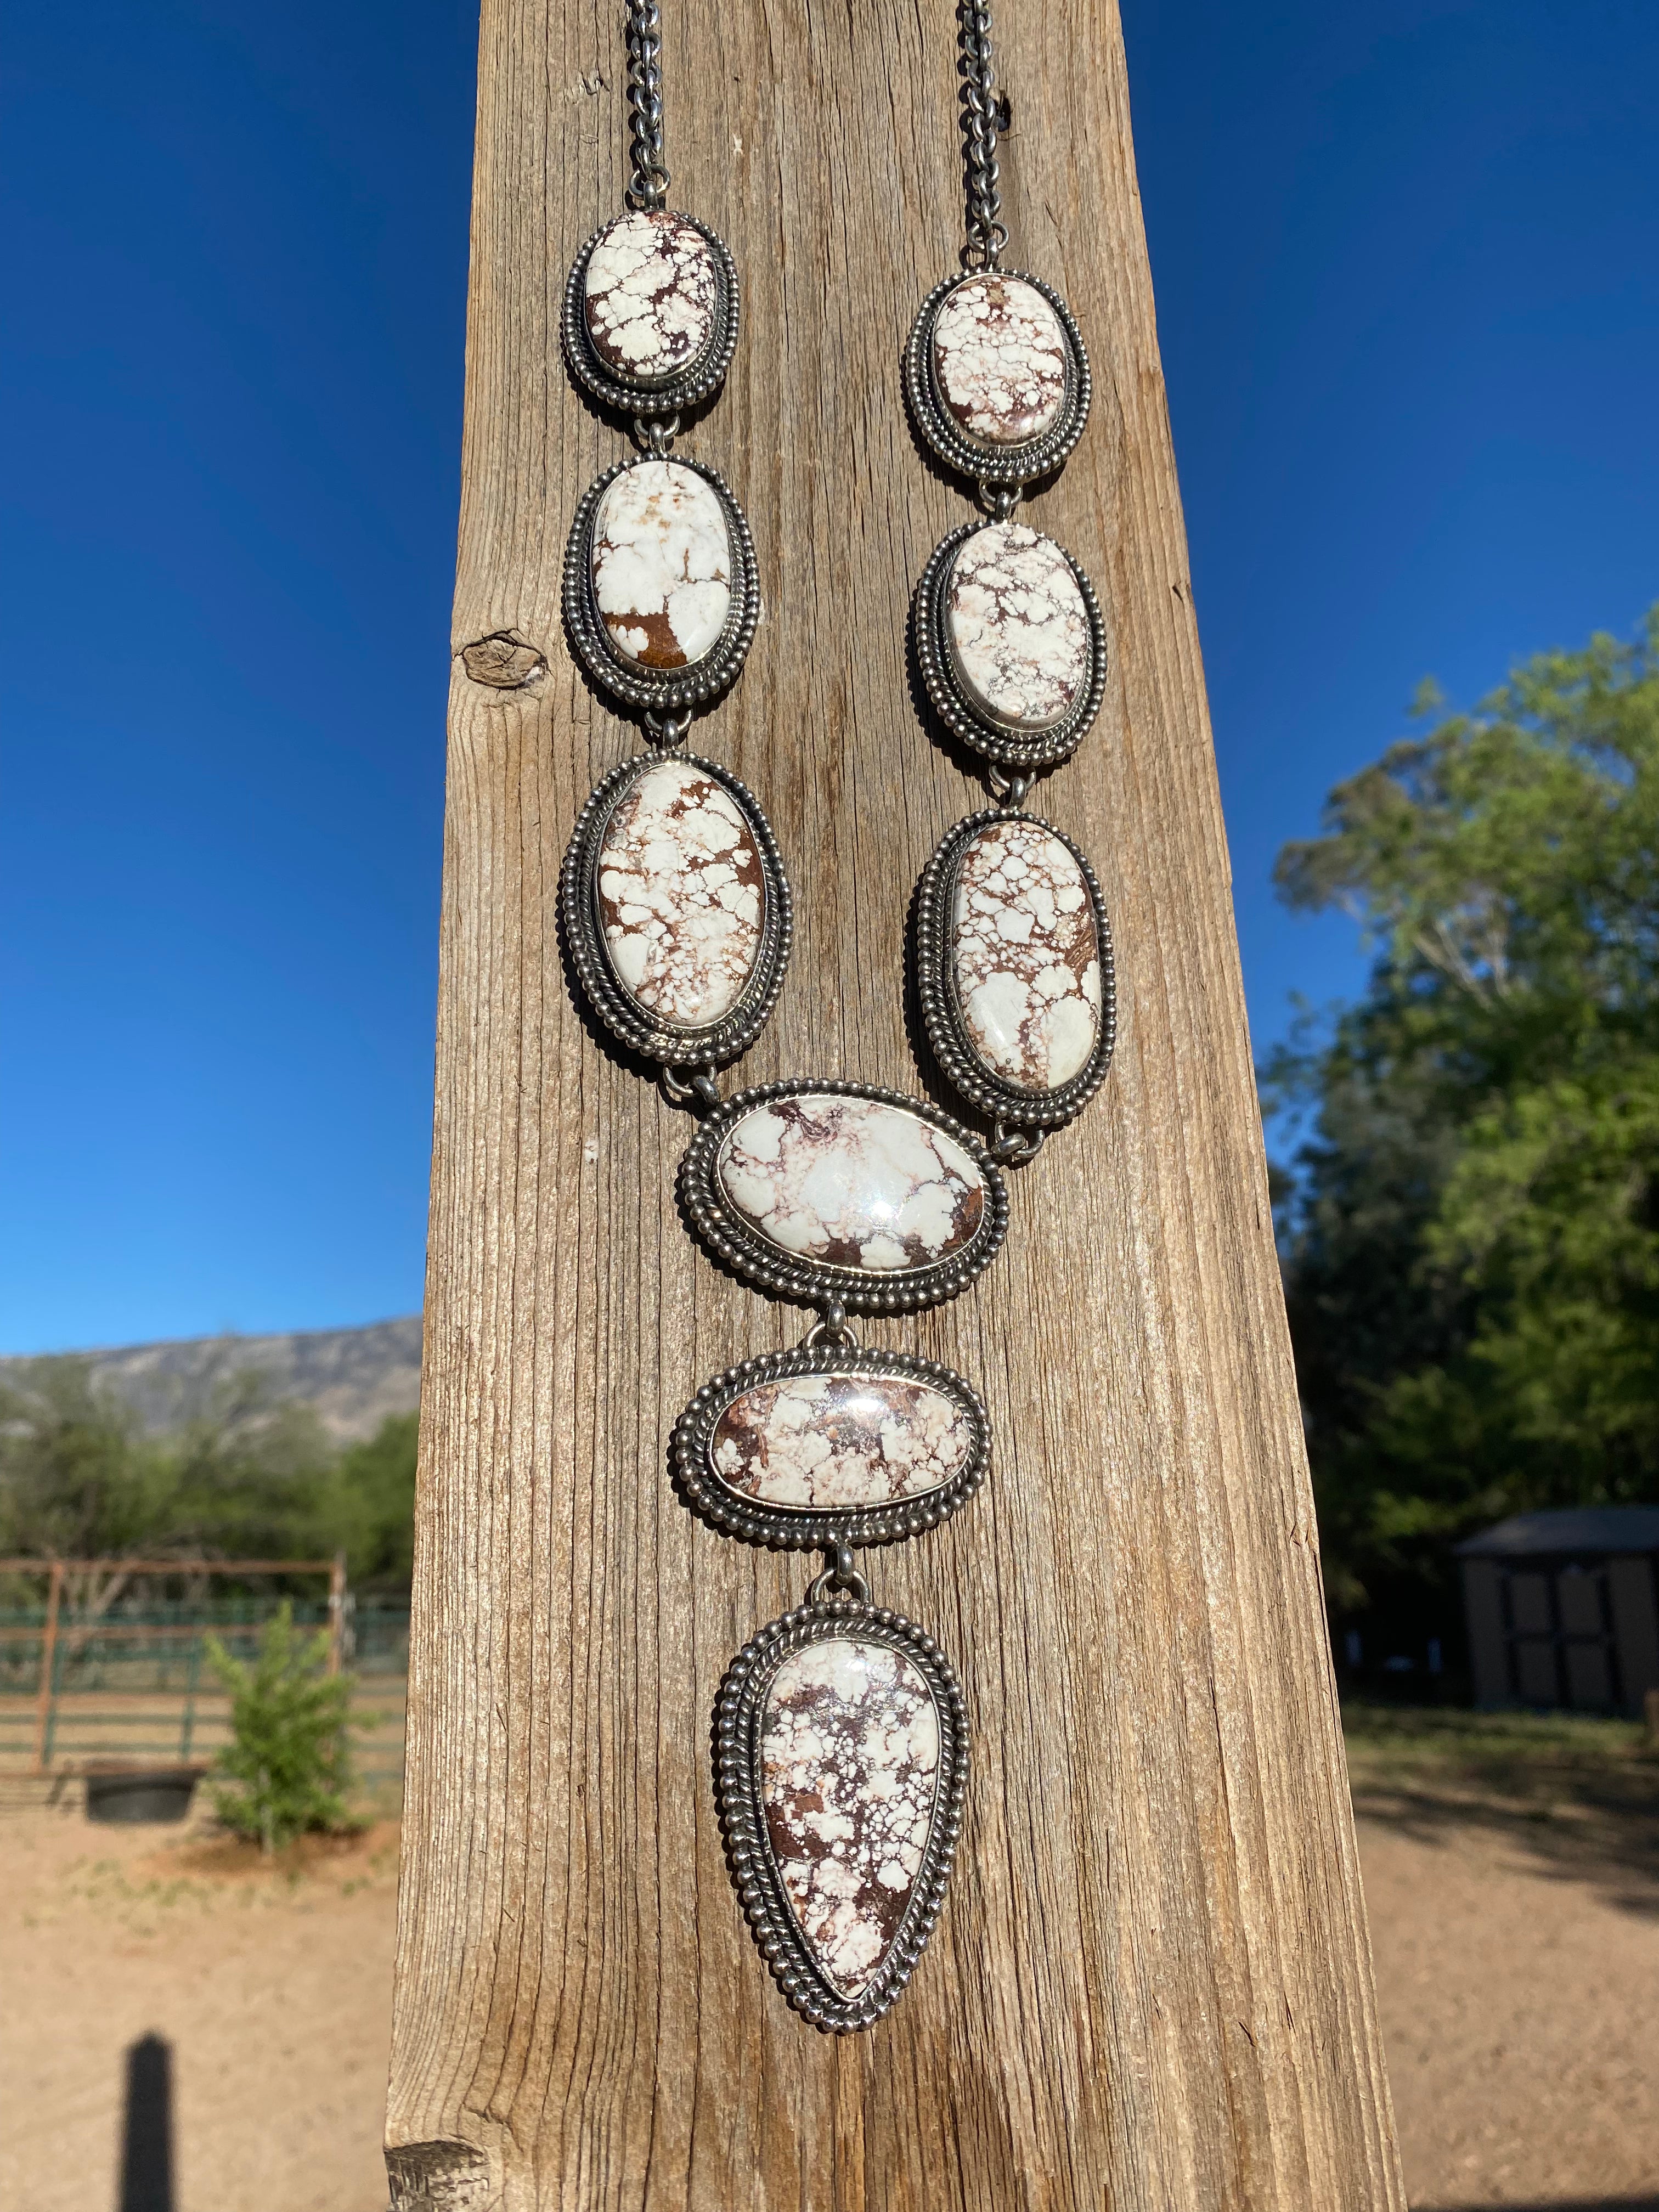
[0,1359,163,1559]
[0,1352,417,1592]
[315,1412,419,1589]
[0,1355,335,1562]
[204,1602,358,1853]
[1271,610,1659,1609]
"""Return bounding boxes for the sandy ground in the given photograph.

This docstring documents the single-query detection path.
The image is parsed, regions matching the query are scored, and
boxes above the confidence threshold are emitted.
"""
[2,1785,1656,2209]
[0,1786,397,2212]
[1360,1796,1659,2210]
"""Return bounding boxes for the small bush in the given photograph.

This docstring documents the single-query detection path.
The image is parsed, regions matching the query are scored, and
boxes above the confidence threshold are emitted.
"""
[205,1604,360,1854]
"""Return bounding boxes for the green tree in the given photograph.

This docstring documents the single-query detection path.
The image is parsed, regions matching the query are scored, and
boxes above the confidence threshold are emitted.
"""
[317,1412,419,1589]
[0,1358,163,1559]
[1271,610,1659,1610]
[205,1602,358,1853]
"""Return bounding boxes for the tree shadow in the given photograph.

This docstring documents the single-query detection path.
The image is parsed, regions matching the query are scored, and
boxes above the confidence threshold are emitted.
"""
[1348,1720,1659,1920]
[1419,2199,1659,2211]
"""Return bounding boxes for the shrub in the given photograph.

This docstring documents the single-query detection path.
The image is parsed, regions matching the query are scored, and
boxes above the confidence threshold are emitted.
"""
[205,1604,359,1853]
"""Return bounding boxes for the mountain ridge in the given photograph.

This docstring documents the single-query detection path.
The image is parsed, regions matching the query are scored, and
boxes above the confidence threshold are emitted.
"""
[0,1316,423,1443]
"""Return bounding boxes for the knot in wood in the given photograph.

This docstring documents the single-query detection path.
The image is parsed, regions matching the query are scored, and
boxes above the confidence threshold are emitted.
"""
[460,633,545,689]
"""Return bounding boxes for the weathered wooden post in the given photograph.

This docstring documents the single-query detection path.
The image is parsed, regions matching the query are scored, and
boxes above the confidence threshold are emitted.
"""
[32,1558,63,1775]
[386,2,1405,2204]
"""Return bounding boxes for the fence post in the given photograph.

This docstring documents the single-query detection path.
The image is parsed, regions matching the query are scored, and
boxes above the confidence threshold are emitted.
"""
[326,1551,347,1677]
[180,1629,202,1765]
[386,2,1406,2204]
[32,1559,63,1776]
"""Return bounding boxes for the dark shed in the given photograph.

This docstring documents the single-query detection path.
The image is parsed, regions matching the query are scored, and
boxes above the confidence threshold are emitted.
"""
[1457,1506,1659,1714]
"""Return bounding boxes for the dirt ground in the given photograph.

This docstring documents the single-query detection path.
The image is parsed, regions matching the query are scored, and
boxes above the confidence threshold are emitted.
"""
[2,1776,1657,2209]
[1362,1808,1659,2208]
[0,1786,397,2212]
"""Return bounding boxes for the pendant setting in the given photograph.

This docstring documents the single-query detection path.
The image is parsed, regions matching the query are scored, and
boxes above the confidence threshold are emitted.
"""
[904,268,1091,487]
[914,517,1107,769]
[915,809,1116,1127]
[563,454,760,710]
[679,1080,1010,1312]
[715,1592,968,2033]
[562,208,740,417]
[673,1344,990,1551]
[561,751,792,1069]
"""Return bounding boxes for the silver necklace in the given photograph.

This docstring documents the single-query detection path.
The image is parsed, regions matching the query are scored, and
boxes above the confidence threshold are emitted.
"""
[558,0,1113,2035]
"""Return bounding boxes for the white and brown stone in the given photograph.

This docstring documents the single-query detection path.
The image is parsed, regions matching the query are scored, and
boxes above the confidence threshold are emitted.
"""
[591,460,731,670]
[761,1638,940,1994]
[931,274,1068,449]
[716,1096,985,1273]
[712,1373,975,1511]
[583,209,718,383]
[950,819,1101,1093]
[597,759,764,1028]
[946,522,1090,731]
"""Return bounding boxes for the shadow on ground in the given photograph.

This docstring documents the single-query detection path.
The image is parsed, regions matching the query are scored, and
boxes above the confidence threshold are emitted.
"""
[1421,2199,1659,2211]
[119,2033,174,2212]
[1345,1704,1659,1917]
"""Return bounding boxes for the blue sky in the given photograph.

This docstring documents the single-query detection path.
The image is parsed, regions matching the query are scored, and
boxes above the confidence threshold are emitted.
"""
[4,1,1656,1355]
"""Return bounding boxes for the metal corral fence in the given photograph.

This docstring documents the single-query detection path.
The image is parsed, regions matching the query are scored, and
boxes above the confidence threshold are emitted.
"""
[0,1558,408,1794]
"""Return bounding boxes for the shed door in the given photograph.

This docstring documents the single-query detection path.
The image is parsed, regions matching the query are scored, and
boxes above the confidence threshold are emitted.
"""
[1503,1562,1620,1711]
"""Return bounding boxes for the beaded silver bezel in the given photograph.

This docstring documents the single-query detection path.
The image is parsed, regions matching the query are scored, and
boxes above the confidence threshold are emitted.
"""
[562,209,739,417]
[915,810,1116,1130]
[715,1595,967,2034]
[563,455,760,712]
[903,268,1091,488]
[913,519,1107,769]
[678,1079,1010,1314]
[559,751,792,1070]
[672,1345,990,1551]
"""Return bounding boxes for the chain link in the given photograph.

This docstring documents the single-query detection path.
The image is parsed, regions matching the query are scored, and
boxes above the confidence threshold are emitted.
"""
[625,0,671,210]
[958,2,1009,269]
[991,1121,1046,1165]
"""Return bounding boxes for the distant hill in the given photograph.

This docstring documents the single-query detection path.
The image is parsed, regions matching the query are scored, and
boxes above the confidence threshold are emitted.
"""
[0,1316,422,1443]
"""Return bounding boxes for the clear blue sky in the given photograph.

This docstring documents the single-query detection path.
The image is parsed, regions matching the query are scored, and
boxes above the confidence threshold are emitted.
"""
[4,1,1656,1355]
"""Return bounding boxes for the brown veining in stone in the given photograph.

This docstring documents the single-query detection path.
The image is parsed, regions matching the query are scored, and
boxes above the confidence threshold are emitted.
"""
[761,1638,940,1994]
[932,275,1068,449]
[950,819,1102,1092]
[591,460,731,670]
[597,759,764,1028]
[712,1373,975,1510]
[716,1096,985,1272]
[583,209,718,382]
[946,523,1090,731]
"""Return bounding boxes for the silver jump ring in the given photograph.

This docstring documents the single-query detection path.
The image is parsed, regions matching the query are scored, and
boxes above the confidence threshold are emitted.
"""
[808,1542,871,1606]
[642,707,692,746]
[636,413,680,456]
[803,1302,861,1351]
[661,1064,720,1110]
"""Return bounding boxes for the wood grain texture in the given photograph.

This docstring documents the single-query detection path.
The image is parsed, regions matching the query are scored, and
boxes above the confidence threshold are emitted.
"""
[386,3,1407,2205]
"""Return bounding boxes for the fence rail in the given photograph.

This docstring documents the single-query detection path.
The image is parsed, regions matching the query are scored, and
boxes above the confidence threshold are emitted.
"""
[0,1559,409,1785]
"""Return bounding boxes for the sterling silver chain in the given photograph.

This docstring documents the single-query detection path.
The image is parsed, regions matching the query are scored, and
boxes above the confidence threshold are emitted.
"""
[624,0,670,210]
[958,1,1009,269]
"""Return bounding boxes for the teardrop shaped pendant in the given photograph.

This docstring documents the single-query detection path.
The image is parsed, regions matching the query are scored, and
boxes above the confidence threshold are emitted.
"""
[715,1589,967,2032]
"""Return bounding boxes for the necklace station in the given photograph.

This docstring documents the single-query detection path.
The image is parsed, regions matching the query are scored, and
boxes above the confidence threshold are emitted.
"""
[558,0,1114,2033]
